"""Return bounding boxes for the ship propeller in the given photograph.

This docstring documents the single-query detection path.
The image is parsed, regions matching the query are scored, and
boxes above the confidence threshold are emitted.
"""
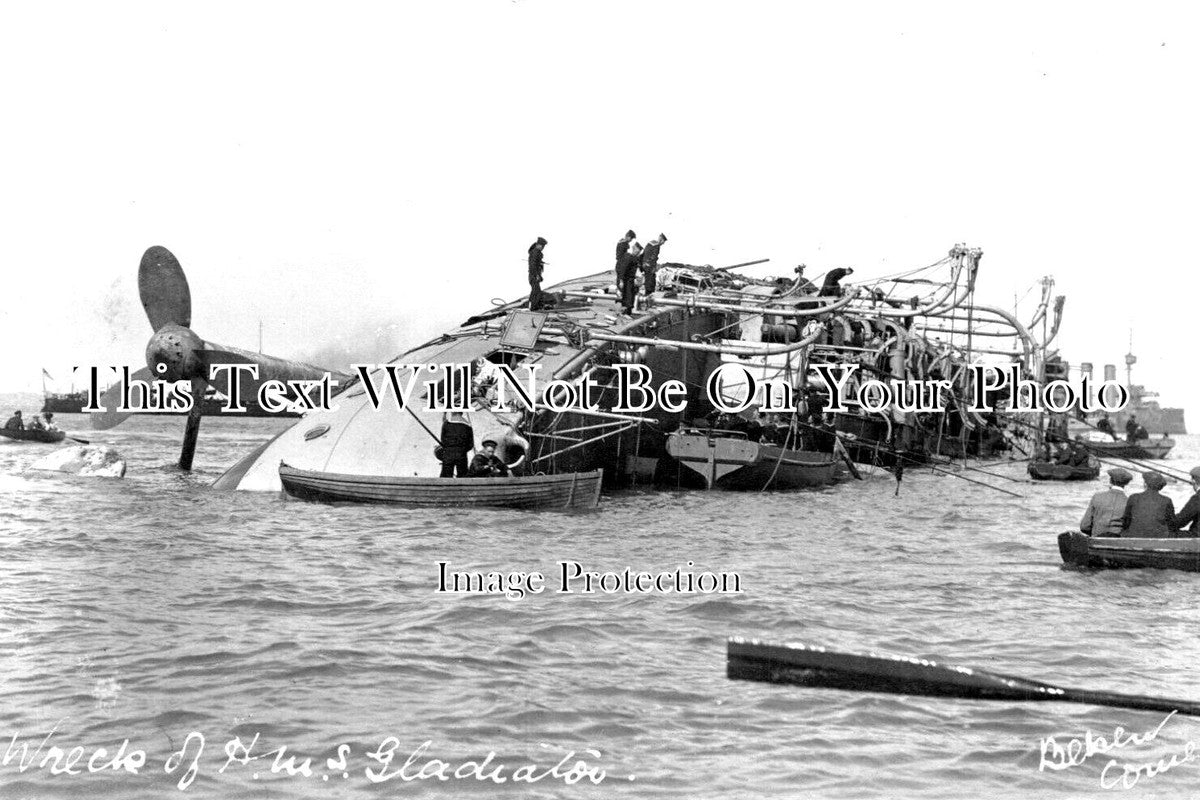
[91,245,345,471]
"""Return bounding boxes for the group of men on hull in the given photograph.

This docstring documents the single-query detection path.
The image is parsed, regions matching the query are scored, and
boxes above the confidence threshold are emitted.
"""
[526,230,668,314]
[613,230,667,315]
[526,231,861,317]
[1080,465,1200,538]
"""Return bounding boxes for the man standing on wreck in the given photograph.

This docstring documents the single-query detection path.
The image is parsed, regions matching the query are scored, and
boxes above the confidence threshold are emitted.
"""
[615,229,636,294]
[528,236,547,311]
[641,233,667,298]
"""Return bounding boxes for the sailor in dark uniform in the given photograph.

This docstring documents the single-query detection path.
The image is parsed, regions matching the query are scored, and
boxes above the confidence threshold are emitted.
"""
[615,229,635,294]
[3,410,23,431]
[438,411,474,478]
[617,230,641,314]
[640,234,666,297]
[468,439,510,478]
[528,237,547,311]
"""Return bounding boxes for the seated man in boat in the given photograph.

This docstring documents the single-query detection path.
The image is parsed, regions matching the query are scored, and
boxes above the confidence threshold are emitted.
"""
[1120,471,1175,538]
[42,412,59,432]
[1066,436,1091,466]
[1125,415,1149,442]
[1053,437,1089,466]
[1080,467,1132,537]
[1095,414,1117,439]
[26,414,45,431]
[3,410,23,431]
[468,439,510,478]
[1169,466,1200,537]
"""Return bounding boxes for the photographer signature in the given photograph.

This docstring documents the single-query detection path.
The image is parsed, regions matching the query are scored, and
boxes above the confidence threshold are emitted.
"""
[1039,710,1199,788]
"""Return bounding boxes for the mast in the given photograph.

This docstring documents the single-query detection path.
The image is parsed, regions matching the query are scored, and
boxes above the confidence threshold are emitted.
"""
[1124,328,1136,393]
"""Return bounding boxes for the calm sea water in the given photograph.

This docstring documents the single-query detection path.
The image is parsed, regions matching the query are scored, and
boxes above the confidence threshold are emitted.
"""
[2,400,1200,799]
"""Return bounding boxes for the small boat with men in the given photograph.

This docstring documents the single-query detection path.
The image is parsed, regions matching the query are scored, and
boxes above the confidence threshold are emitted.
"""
[1058,531,1200,572]
[278,463,603,510]
[0,427,66,444]
[663,428,840,490]
[1027,460,1100,481]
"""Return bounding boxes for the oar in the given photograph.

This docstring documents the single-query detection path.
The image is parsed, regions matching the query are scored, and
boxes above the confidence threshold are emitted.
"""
[67,435,90,445]
[727,638,1200,717]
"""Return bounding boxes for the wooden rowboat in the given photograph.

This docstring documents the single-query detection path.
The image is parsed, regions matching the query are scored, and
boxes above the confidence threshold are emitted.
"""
[1084,437,1175,460]
[1027,460,1100,481]
[0,427,66,444]
[278,463,602,509]
[664,429,838,490]
[1058,531,1200,572]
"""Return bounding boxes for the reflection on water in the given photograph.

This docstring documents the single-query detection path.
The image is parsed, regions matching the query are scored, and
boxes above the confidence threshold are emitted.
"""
[2,411,1200,798]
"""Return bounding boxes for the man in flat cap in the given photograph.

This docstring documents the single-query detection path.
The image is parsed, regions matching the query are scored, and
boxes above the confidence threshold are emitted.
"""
[528,237,547,311]
[1170,466,1200,536]
[1120,471,1175,537]
[1080,467,1132,537]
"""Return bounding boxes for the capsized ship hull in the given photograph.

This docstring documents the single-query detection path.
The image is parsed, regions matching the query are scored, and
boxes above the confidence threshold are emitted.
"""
[214,271,735,492]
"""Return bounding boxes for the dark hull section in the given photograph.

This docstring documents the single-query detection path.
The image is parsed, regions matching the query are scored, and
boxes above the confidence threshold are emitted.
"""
[828,413,929,468]
[1086,439,1174,460]
[0,428,65,443]
[1028,462,1099,481]
[1058,531,1200,572]
[518,308,733,487]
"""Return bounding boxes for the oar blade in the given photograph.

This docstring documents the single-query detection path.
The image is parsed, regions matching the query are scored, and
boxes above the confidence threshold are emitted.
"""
[727,639,1200,717]
[727,639,1061,703]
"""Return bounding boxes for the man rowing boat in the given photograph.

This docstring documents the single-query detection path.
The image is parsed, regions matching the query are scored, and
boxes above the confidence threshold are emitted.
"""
[1170,466,1200,536]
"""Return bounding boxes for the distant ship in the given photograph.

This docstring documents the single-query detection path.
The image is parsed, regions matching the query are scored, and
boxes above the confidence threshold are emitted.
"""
[42,390,88,414]
[1081,346,1187,435]
[1111,383,1187,435]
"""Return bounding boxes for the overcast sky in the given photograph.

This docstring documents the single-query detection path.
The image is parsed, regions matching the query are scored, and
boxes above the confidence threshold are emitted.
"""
[2,3,1196,416]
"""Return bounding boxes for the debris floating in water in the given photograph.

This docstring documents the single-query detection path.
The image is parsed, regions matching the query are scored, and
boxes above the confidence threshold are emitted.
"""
[29,446,127,478]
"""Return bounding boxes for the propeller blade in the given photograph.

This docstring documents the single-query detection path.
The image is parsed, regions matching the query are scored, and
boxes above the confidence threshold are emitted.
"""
[178,377,206,470]
[139,246,191,331]
[89,366,153,430]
